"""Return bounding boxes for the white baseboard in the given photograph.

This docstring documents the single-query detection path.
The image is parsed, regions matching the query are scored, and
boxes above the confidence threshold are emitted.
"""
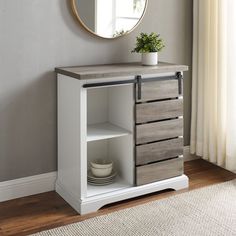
[0,172,57,202]
[0,146,198,203]
[183,146,200,162]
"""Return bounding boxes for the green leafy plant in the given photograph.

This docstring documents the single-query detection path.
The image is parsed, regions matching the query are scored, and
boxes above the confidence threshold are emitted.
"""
[132,32,165,53]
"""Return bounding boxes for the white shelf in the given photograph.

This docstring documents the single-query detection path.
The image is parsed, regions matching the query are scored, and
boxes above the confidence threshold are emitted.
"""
[87,123,131,142]
[87,176,130,197]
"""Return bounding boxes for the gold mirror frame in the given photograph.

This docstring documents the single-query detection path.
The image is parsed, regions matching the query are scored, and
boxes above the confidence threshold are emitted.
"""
[70,0,148,39]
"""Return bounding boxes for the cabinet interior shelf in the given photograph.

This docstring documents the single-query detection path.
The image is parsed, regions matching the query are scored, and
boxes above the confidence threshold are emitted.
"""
[87,176,130,197]
[87,123,131,142]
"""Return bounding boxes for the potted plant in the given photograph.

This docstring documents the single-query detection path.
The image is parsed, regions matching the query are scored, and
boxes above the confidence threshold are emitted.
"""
[132,32,165,66]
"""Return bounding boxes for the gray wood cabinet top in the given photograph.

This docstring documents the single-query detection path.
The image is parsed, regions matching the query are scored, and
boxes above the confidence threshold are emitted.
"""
[55,62,188,80]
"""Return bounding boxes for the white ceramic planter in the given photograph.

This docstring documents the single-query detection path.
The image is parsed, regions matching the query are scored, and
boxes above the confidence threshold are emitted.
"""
[141,52,158,66]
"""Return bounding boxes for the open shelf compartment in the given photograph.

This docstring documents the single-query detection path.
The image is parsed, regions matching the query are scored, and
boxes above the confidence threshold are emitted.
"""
[86,136,133,197]
[86,84,134,198]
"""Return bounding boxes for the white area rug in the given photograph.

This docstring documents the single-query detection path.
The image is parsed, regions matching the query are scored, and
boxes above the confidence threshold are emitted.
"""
[32,180,236,236]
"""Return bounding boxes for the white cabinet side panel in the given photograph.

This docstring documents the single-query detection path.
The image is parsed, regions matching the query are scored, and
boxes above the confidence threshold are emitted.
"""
[57,75,87,199]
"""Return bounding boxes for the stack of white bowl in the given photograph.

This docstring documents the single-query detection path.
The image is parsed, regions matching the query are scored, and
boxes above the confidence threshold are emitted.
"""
[90,159,113,177]
[88,159,117,185]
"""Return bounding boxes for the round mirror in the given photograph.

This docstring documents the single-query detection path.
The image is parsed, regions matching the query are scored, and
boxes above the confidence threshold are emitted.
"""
[71,0,148,39]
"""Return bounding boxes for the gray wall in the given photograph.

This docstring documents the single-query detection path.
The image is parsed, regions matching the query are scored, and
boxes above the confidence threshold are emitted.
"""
[0,0,193,181]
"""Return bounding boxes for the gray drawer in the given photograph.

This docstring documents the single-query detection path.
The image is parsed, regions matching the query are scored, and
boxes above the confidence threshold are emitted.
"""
[136,99,183,124]
[136,118,183,145]
[136,138,183,166]
[136,156,184,186]
[136,79,182,102]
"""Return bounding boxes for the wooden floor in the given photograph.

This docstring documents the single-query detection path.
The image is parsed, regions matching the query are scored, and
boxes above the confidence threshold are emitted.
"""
[0,159,235,236]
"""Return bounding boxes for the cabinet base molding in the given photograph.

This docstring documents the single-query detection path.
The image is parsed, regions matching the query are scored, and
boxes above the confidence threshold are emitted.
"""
[56,175,189,215]
[56,181,82,213]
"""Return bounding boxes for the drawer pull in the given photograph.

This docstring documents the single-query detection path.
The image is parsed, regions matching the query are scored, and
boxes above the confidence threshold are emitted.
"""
[177,72,183,95]
[137,75,142,100]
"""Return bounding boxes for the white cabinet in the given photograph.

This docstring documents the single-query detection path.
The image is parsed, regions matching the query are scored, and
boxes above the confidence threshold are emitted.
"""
[56,62,189,214]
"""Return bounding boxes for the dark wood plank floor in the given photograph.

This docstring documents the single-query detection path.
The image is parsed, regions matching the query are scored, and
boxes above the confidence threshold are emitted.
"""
[0,159,235,236]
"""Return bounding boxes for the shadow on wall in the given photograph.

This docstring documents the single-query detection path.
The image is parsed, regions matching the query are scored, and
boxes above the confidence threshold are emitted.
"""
[0,72,57,181]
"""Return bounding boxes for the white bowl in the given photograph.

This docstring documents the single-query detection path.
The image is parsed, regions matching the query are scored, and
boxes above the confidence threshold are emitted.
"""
[90,159,113,169]
[91,166,113,177]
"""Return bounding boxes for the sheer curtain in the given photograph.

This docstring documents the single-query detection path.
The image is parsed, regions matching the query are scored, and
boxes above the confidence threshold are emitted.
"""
[190,0,236,172]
